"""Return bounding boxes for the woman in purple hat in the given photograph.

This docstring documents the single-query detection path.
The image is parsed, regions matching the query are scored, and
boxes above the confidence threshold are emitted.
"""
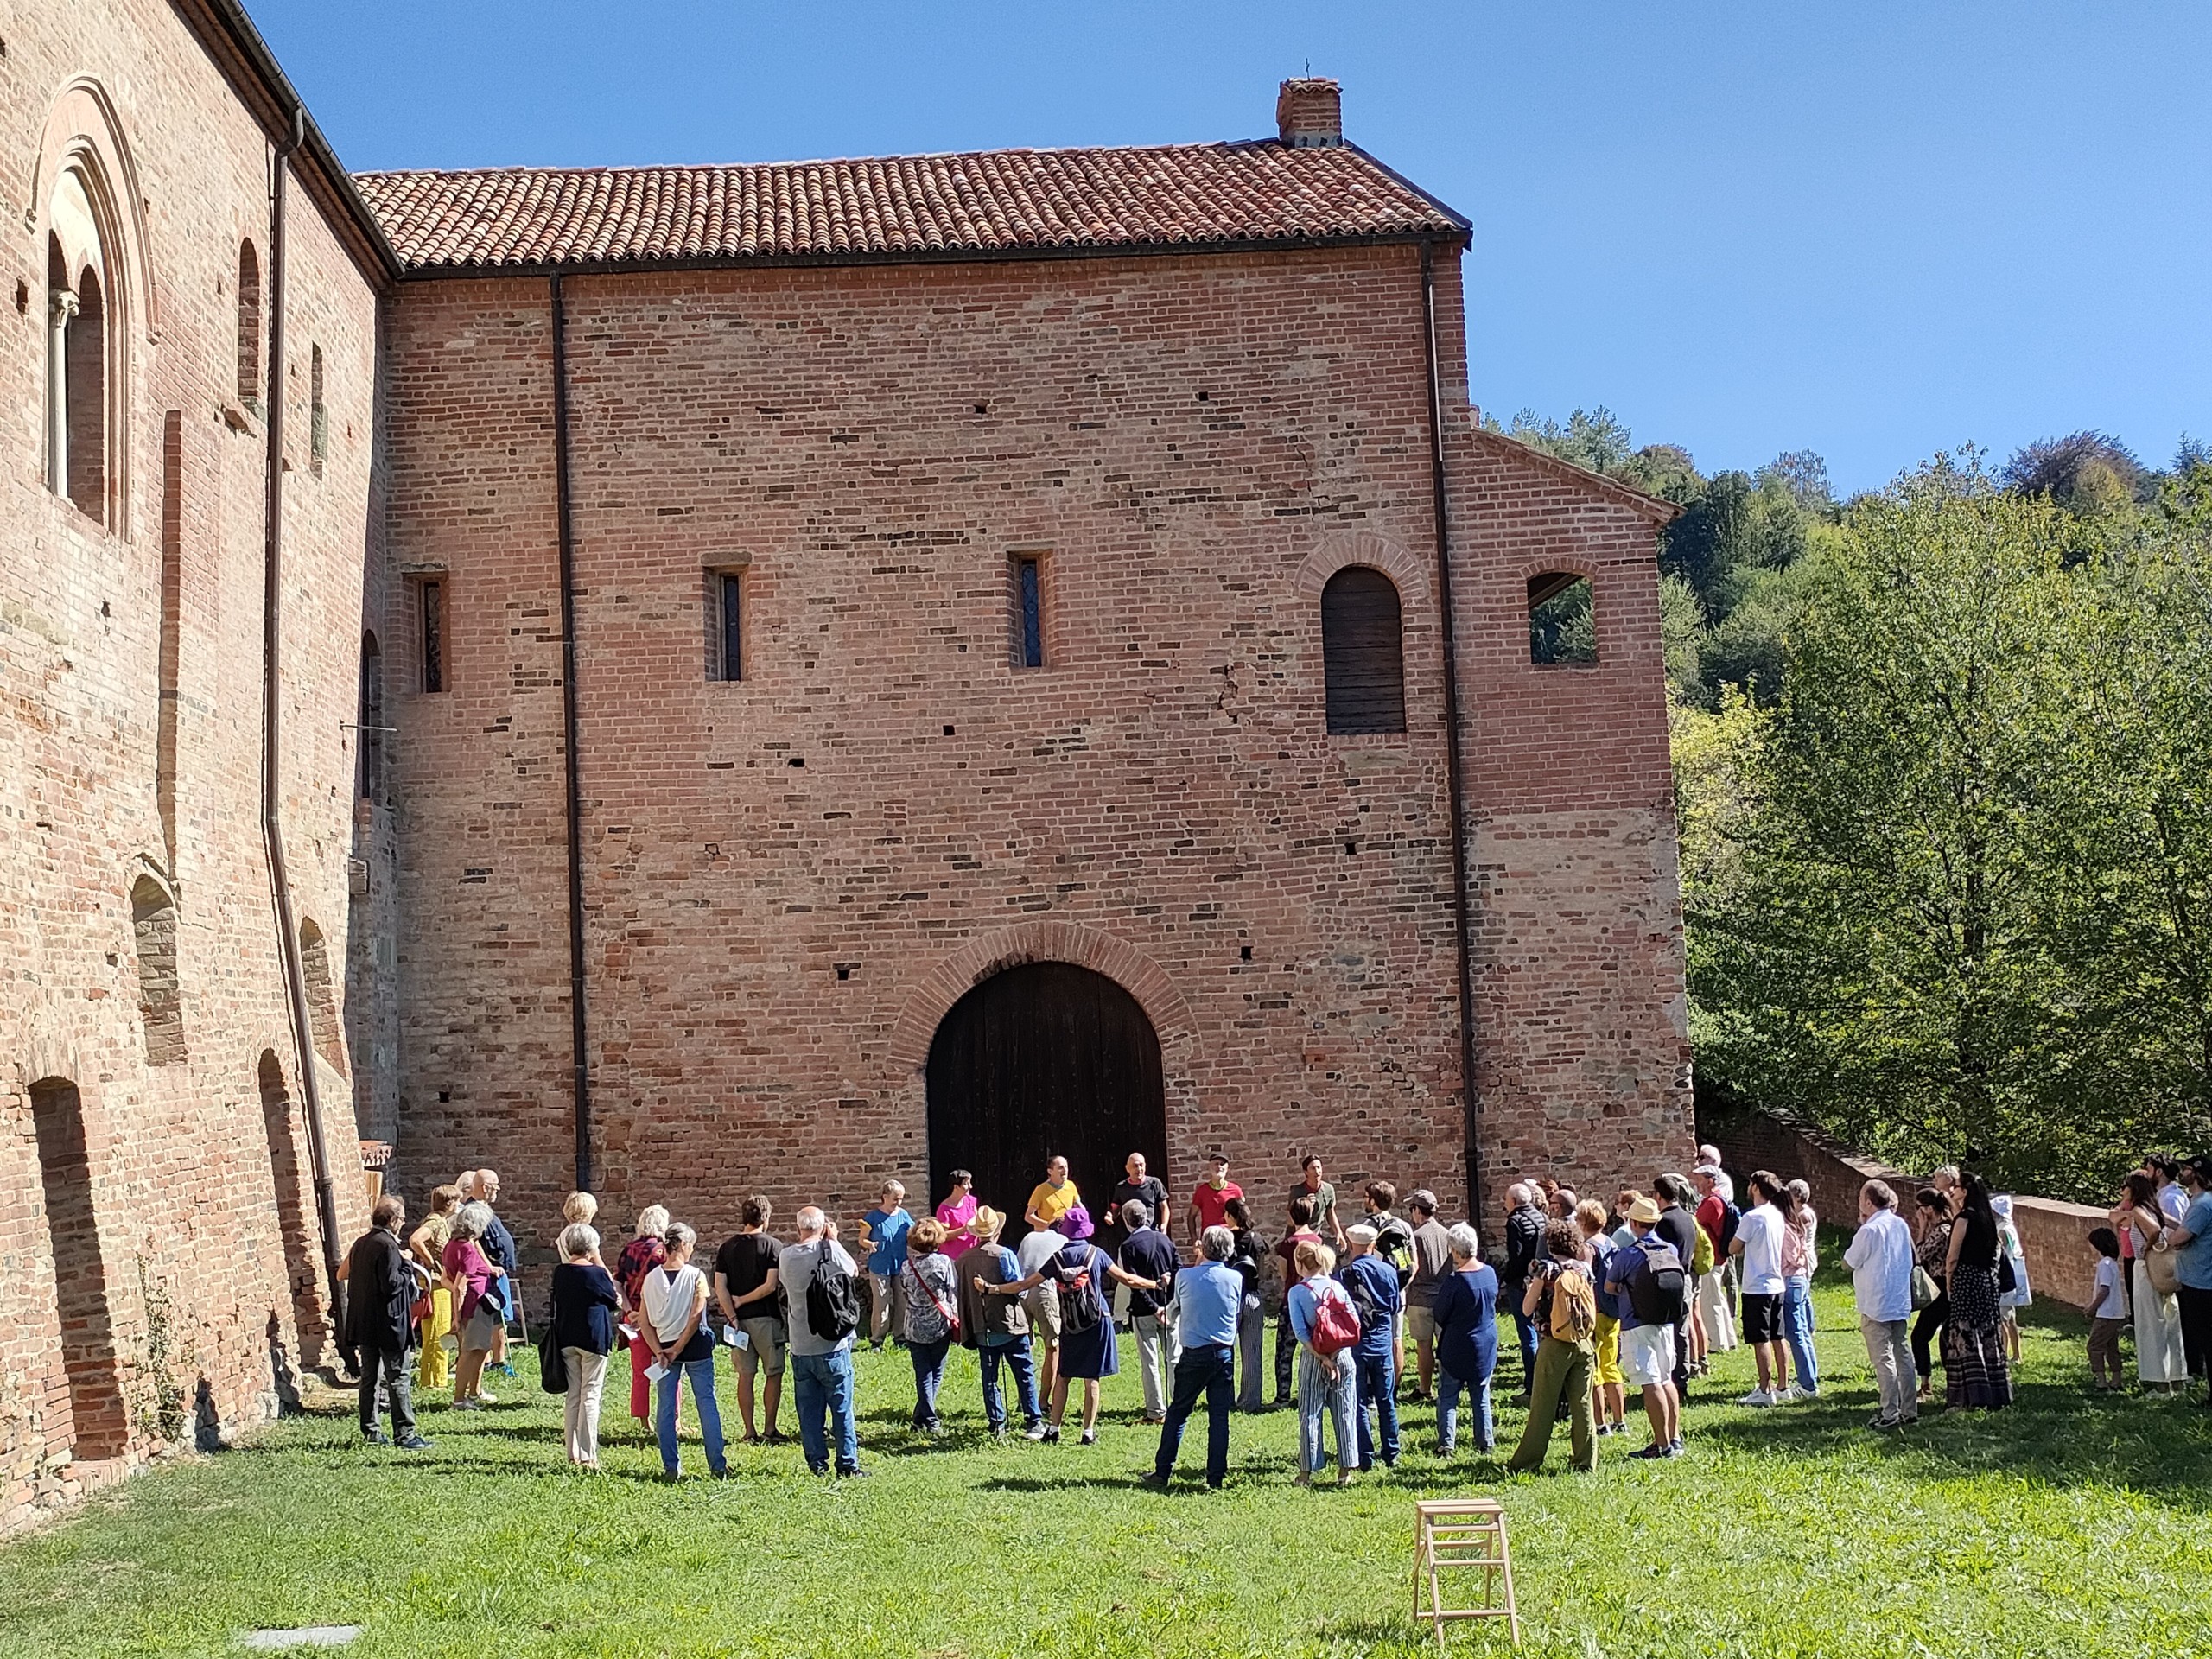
[991,1204,1155,1444]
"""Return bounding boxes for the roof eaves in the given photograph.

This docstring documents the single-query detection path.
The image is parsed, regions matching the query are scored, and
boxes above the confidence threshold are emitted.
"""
[384,226,1455,283]
[1341,143,1471,249]
[180,0,404,285]
[1469,429,1683,525]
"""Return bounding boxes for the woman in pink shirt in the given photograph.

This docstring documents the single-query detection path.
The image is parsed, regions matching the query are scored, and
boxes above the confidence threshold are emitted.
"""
[439,1202,505,1408]
[936,1170,980,1260]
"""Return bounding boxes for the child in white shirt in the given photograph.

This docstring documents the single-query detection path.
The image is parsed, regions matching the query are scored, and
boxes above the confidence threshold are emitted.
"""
[2085,1226,2128,1390]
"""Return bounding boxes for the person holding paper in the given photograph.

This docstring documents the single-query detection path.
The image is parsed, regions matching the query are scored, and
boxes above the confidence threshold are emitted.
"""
[641,1222,728,1479]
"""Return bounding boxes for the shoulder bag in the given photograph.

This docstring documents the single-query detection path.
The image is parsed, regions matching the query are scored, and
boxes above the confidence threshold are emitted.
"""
[538,1278,567,1394]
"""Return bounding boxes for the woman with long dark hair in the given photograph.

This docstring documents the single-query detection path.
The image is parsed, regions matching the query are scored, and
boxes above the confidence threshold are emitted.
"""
[1942,1172,2013,1409]
[1911,1188,1953,1404]
[2113,1171,2186,1391]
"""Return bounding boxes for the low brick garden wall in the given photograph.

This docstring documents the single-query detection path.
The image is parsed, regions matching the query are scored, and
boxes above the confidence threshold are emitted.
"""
[1704,1110,2106,1313]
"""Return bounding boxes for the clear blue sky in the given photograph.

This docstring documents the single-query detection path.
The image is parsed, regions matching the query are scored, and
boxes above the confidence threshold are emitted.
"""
[248,0,2209,494]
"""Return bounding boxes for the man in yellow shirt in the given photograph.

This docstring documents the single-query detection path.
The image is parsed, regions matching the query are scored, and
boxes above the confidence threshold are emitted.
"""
[1026,1155,1080,1232]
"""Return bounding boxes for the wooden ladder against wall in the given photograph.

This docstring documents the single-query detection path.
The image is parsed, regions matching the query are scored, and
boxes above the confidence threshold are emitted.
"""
[1412,1498,1520,1649]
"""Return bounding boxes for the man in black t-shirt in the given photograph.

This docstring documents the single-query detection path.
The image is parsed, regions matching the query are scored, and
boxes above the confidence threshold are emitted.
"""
[1106,1154,1171,1252]
[1651,1174,1702,1402]
[712,1194,788,1444]
[1106,1152,1171,1320]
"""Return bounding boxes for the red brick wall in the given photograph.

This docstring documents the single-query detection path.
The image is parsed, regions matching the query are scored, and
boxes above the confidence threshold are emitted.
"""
[3,0,380,1535]
[384,244,1689,1265]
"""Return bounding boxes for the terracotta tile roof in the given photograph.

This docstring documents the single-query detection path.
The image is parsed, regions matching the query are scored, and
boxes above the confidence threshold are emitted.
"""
[353,141,1467,274]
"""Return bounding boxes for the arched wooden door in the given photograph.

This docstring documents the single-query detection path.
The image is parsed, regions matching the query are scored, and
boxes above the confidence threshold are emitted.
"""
[926,962,1168,1230]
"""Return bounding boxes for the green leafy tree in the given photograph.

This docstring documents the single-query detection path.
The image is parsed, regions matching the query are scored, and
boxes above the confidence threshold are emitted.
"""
[1689,456,2096,1192]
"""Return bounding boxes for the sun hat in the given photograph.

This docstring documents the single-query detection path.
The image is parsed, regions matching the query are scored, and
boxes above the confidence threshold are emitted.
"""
[1055,1204,1094,1242]
[970,1205,1004,1241]
[1627,1197,1662,1225]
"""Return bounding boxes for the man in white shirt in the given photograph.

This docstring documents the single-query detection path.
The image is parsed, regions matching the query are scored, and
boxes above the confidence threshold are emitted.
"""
[1015,1219,1068,1406]
[1728,1170,1790,1406]
[778,1207,865,1478]
[1842,1179,1917,1429]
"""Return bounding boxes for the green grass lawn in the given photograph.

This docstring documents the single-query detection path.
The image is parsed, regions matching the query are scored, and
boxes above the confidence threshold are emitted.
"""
[2,1269,2206,1658]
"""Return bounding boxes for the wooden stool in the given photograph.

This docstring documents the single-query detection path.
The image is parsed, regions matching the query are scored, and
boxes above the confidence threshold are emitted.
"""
[1412,1498,1520,1649]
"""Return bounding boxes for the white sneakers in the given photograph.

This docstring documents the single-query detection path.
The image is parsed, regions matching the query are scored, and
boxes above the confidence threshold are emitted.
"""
[1738,1389,1775,1407]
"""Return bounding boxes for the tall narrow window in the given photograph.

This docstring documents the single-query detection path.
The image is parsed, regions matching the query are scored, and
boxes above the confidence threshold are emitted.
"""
[237,241,262,410]
[1013,555,1045,670]
[308,344,327,475]
[1528,572,1598,665]
[1320,565,1407,734]
[419,579,445,693]
[717,572,744,682]
[357,633,385,800]
[47,160,124,528]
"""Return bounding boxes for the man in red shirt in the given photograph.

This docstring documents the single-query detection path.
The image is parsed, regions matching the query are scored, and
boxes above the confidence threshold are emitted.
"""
[1188,1153,1243,1250]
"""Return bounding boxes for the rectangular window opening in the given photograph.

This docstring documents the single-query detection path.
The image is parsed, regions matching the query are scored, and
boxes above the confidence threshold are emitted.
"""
[419,579,446,693]
[1014,555,1045,670]
[717,571,744,682]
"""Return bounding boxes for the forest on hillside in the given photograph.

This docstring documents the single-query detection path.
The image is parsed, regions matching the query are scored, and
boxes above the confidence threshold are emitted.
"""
[1495,410,2212,1202]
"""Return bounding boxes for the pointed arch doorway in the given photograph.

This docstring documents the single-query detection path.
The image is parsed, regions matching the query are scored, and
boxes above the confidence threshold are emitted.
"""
[925,961,1168,1230]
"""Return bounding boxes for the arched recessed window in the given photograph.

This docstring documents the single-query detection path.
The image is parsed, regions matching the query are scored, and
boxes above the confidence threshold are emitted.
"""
[237,241,262,410]
[1321,565,1407,734]
[1528,572,1598,665]
[309,344,327,475]
[30,1076,128,1460]
[46,161,115,522]
[299,918,348,1077]
[130,874,185,1065]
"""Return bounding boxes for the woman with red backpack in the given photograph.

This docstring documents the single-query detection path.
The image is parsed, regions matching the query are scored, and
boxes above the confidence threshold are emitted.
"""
[1287,1238,1362,1486]
[1506,1219,1600,1474]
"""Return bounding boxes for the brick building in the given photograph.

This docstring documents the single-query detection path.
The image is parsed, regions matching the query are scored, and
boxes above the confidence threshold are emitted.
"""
[5,0,1688,1529]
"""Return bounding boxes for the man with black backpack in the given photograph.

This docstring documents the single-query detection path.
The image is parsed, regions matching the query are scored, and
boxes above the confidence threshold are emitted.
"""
[1607,1198,1686,1459]
[778,1205,866,1479]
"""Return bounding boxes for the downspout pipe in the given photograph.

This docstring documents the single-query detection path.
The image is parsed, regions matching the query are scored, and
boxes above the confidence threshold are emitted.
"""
[550,275,593,1194]
[261,110,347,1350]
[1420,238,1485,1223]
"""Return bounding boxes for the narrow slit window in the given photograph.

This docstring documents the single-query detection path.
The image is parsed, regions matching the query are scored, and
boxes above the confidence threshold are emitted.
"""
[420,579,445,693]
[1528,572,1598,665]
[1014,555,1044,670]
[717,571,744,682]
[308,344,327,475]
[237,242,262,410]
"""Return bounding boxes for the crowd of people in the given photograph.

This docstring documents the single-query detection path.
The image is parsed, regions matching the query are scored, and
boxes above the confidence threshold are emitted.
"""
[333,1144,2212,1479]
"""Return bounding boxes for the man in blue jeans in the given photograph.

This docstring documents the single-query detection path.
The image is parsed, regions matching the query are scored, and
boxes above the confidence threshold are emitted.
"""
[1337,1222,1403,1469]
[639,1222,727,1479]
[779,1206,866,1478]
[1144,1226,1243,1489]
[1499,1182,1546,1399]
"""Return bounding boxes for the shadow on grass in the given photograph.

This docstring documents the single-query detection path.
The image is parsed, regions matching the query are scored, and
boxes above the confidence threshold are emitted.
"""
[1681,1306,2212,1509]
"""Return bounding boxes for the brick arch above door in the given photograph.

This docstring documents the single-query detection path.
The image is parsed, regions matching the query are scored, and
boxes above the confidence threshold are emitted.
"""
[885,919,1199,1077]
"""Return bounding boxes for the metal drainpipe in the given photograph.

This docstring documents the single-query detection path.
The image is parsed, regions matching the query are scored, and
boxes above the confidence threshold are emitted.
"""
[550,274,592,1194]
[261,108,347,1347]
[1420,238,1485,1223]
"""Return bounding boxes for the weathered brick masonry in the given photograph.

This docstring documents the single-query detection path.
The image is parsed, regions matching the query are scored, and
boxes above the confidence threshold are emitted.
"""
[5,13,1690,1532]
[378,238,1690,1235]
[3,0,386,1532]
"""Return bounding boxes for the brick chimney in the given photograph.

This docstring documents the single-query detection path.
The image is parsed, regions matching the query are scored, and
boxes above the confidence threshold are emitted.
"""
[1276,78,1343,148]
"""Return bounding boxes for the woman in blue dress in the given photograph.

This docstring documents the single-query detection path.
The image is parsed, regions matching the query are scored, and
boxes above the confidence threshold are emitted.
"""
[991,1205,1154,1444]
[1429,1221,1500,1455]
